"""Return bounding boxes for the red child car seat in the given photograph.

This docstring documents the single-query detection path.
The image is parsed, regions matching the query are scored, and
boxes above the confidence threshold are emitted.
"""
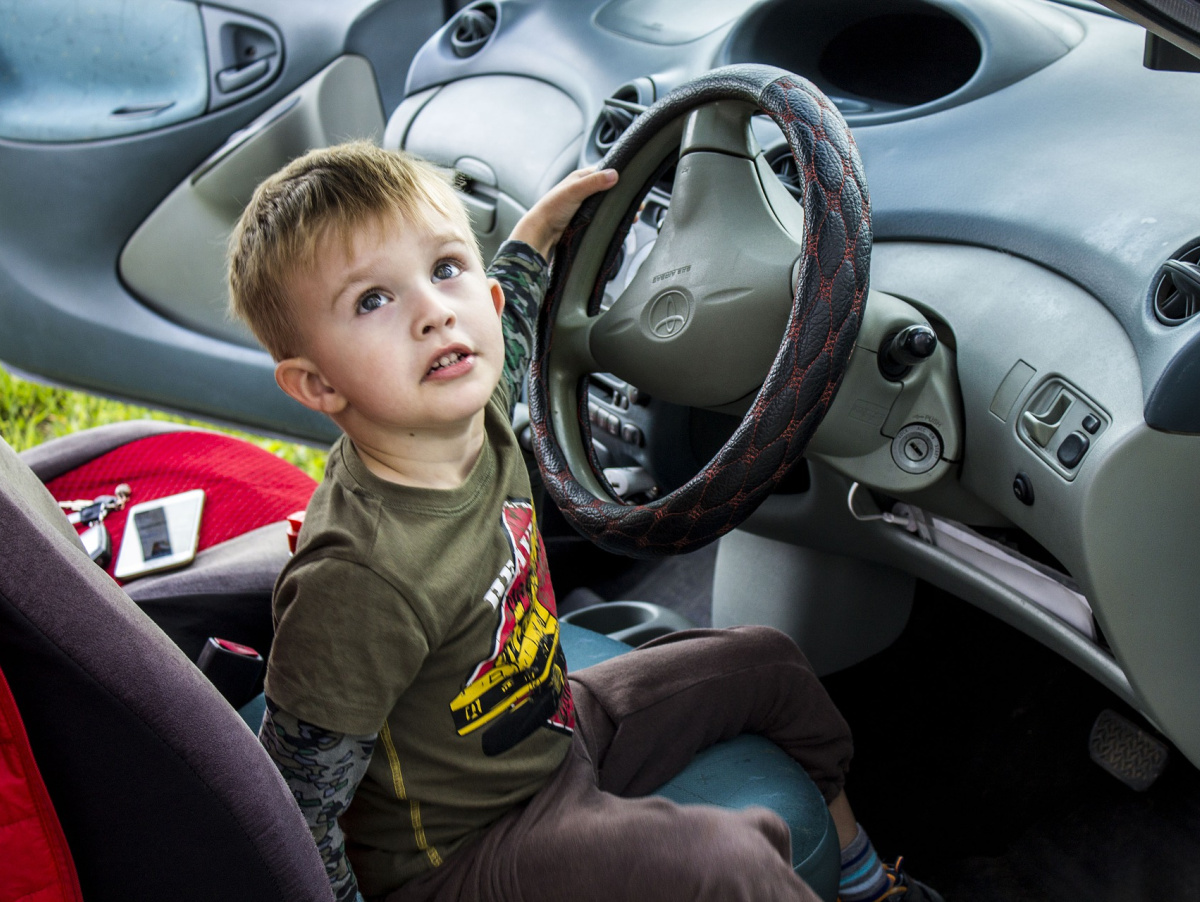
[0,663,84,902]
[23,420,317,671]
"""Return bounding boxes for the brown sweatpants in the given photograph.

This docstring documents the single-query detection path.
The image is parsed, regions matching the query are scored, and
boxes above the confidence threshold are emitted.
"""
[387,626,854,902]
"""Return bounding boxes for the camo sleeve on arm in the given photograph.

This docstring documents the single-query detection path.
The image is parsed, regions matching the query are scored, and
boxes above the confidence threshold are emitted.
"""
[260,696,376,902]
[488,239,549,410]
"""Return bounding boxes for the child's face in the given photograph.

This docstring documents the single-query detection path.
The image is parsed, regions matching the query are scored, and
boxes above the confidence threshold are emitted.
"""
[279,206,506,438]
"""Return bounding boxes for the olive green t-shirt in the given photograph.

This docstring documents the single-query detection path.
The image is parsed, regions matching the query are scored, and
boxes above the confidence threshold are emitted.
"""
[267,391,576,892]
[266,387,575,893]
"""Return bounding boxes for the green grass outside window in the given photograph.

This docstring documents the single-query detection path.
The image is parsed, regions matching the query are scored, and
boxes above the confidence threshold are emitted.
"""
[0,365,328,481]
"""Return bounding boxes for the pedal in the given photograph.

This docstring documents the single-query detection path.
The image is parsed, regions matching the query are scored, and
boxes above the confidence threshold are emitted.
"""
[1088,708,1168,791]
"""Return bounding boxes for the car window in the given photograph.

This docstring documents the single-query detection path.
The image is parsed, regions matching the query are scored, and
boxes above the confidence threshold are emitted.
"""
[0,0,208,142]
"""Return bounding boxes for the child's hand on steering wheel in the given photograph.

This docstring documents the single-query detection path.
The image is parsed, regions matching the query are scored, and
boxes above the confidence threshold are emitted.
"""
[509,166,619,259]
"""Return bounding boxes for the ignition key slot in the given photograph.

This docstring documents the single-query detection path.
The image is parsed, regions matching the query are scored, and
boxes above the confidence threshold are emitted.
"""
[891,423,942,474]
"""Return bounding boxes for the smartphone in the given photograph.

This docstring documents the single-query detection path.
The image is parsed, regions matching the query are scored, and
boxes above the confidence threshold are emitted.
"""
[113,489,205,580]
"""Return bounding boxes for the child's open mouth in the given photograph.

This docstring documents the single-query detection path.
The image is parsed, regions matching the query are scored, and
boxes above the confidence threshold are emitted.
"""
[426,349,474,379]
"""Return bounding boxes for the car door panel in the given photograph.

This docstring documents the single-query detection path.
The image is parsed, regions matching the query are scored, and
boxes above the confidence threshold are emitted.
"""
[120,55,385,348]
[0,0,444,444]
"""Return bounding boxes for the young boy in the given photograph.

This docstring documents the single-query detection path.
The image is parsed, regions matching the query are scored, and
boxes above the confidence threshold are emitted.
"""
[228,142,939,902]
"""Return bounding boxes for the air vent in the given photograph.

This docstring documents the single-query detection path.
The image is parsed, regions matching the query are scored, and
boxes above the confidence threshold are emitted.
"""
[450,3,497,58]
[594,104,638,155]
[767,150,802,199]
[1153,245,1200,326]
[587,79,654,163]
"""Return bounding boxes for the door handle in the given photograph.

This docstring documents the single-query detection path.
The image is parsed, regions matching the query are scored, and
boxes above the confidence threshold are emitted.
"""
[111,101,177,119]
[216,58,269,94]
[201,5,283,111]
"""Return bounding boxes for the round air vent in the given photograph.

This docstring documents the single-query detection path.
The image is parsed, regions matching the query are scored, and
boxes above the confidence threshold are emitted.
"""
[450,3,497,58]
[587,79,654,163]
[1153,245,1200,326]
[594,103,637,156]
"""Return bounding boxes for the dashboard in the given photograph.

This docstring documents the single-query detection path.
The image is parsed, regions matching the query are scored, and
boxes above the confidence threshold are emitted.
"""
[383,0,1200,769]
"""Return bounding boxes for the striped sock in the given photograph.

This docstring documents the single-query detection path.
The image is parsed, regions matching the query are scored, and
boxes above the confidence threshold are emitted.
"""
[839,823,890,901]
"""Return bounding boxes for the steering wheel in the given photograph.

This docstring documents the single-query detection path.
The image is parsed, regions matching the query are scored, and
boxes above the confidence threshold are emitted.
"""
[528,65,871,558]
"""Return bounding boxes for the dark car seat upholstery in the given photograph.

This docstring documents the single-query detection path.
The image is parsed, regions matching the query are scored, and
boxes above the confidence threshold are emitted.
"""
[0,436,331,902]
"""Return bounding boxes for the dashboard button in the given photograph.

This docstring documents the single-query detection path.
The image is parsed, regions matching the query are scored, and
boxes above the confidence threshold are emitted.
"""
[1082,414,1101,434]
[1013,472,1035,505]
[620,423,643,446]
[1056,431,1090,468]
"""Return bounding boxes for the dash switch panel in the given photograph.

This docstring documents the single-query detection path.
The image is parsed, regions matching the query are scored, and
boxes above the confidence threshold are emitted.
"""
[1017,378,1107,481]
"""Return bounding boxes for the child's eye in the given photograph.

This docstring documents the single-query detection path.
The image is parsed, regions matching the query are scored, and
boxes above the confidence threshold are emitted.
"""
[432,260,463,282]
[356,291,391,315]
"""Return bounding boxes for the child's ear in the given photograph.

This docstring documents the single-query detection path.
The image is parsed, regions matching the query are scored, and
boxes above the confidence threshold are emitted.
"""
[275,357,348,415]
[489,278,505,317]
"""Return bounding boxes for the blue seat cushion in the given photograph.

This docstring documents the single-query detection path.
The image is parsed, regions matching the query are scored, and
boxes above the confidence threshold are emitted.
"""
[239,692,267,734]
[559,623,840,901]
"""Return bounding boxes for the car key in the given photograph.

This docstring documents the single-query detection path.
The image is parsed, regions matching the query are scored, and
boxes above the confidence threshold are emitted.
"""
[78,519,113,567]
[59,484,130,568]
[68,498,112,525]
[62,484,131,525]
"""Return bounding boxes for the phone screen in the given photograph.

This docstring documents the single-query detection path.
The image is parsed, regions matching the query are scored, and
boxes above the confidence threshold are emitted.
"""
[113,489,204,581]
[134,506,173,560]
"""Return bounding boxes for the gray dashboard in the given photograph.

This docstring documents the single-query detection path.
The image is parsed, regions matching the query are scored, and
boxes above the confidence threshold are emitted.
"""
[398,0,1200,431]
[390,0,1200,769]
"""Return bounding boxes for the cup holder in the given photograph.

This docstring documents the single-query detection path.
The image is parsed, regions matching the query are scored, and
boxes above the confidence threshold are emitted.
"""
[561,600,694,647]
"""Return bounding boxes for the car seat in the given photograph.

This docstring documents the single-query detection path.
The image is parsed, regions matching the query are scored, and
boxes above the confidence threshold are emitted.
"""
[22,420,317,690]
[0,432,331,901]
[557,623,841,901]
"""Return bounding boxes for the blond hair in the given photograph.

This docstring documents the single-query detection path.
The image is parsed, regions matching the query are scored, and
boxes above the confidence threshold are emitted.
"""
[228,141,476,360]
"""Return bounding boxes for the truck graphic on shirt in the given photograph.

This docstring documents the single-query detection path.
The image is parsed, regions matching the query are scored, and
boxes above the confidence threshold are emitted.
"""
[450,499,574,755]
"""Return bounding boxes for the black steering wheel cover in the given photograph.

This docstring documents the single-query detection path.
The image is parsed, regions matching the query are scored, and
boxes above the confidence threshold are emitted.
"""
[529,64,871,558]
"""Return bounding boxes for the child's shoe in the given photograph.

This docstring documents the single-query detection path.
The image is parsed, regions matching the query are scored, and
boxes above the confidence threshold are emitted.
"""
[879,857,944,901]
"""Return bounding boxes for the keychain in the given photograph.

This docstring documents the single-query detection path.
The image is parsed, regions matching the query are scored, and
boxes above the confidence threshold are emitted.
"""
[59,484,131,567]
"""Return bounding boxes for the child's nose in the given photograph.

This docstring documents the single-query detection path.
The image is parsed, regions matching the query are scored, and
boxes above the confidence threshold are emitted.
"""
[414,293,456,336]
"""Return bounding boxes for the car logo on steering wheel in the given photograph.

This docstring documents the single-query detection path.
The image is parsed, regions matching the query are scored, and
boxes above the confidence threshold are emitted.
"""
[648,290,691,339]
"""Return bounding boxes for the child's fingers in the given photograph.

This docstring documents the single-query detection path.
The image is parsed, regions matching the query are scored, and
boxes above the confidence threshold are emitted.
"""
[585,167,619,189]
[555,167,618,204]
[579,167,619,188]
[509,167,620,256]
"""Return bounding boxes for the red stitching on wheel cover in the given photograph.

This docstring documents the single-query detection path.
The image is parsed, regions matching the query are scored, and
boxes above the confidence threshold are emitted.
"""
[530,65,871,558]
